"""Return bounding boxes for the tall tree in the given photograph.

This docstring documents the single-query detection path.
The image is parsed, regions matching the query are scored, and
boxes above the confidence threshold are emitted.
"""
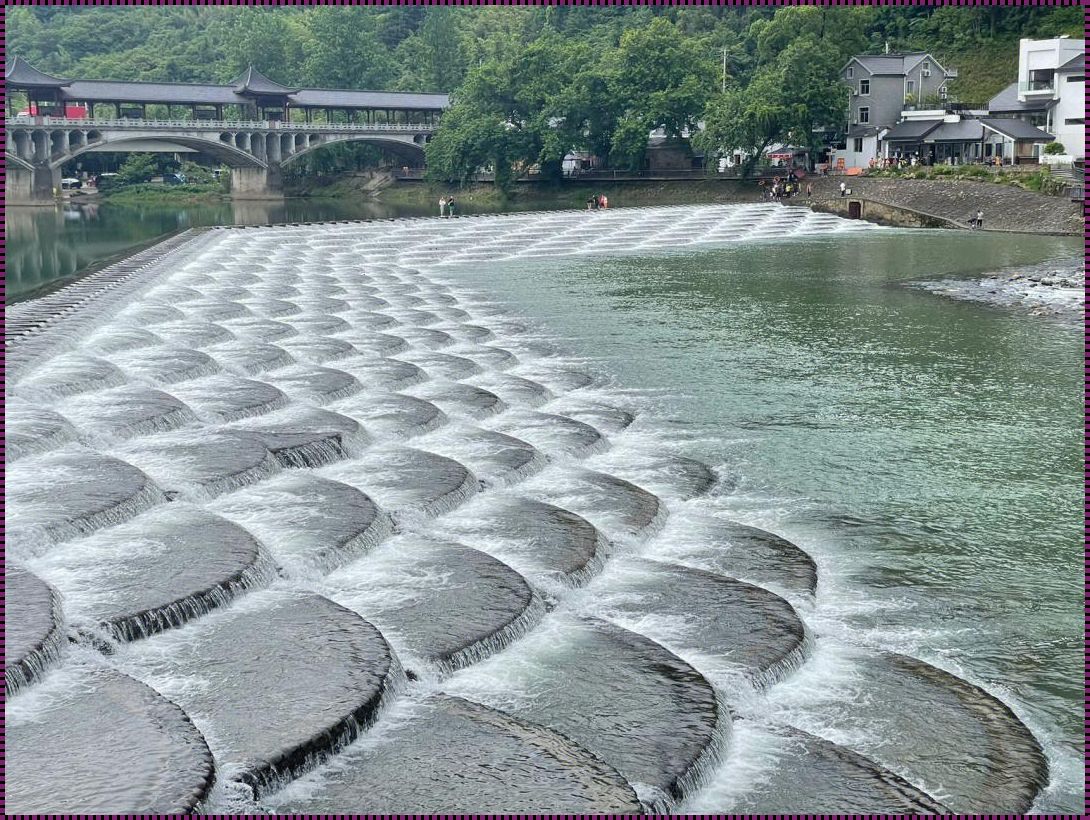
[297,9,395,89]
[607,18,717,167]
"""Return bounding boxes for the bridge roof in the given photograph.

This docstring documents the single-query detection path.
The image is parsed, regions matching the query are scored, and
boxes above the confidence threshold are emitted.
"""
[57,79,448,110]
[7,57,448,110]
[292,88,450,110]
[231,66,299,97]
[6,56,72,88]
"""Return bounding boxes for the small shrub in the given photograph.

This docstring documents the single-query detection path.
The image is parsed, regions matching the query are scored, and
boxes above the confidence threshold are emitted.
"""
[1043,141,1066,156]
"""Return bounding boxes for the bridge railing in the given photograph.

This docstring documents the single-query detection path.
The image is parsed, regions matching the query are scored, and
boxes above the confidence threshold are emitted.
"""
[9,116,438,133]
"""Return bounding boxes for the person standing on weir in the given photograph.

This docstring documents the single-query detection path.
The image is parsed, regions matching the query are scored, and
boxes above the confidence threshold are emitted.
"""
[840,181,847,197]
[447,196,456,218]
[439,197,447,218]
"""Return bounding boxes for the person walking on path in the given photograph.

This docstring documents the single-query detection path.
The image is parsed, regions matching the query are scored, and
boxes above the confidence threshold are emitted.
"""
[839,181,847,197]
[975,209,984,230]
[439,197,447,218]
[806,182,813,198]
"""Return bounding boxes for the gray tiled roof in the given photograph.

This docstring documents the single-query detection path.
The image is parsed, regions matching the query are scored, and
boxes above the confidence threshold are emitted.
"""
[63,80,240,105]
[232,66,299,96]
[980,118,1055,141]
[7,57,448,110]
[883,120,941,141]
[847,125,881,138]
[56,80,448,110]
[292,88,450,109]
[5,56,71,87]
[923,120,984,142]
[850,53,934,76]
[1058,52,1084,73]
[988,81,1056,113]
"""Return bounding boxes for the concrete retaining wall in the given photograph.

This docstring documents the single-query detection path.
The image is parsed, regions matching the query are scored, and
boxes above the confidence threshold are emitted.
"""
[808,177,1081,235]
[811,196,958,229]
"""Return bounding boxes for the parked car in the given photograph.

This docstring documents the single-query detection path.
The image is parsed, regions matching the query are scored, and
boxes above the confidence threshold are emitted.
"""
[60,177,82,190]
[162,172,187,185]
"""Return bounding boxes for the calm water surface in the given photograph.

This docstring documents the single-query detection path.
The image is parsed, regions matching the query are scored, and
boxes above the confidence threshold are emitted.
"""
[447,230,1083,812]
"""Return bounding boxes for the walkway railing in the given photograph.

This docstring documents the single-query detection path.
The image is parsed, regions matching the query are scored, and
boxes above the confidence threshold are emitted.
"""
[9,116,438,133]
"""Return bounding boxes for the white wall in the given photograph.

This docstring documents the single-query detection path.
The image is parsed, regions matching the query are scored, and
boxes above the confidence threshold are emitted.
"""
[835,135,878,169]
[1053,73,1085,156]
[1019,37,1084,81]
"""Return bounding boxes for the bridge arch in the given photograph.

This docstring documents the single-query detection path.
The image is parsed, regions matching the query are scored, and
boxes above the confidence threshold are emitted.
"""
[49,133,267,171]
[6,152,34,172]
[279,134,426,168]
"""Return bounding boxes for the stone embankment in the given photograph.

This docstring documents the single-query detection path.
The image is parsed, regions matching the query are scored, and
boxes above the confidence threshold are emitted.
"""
[809,177,1082,235]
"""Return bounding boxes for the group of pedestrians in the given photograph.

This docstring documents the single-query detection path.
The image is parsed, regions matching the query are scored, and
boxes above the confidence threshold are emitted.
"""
[438,196,457,218]
[968,209,985,230]
[586,193,609,210]
[761,170,811,200]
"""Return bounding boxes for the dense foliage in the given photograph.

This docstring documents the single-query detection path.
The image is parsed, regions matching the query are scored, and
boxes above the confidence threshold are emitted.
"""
[10,5,1080,188]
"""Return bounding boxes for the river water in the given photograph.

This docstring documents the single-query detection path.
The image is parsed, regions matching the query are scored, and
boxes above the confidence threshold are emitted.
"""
[5,204,1082,812]
[446,229,1083,812]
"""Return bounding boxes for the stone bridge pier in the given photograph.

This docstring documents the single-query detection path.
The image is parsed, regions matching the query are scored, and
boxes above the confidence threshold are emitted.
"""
[6,164,61,205]
[230,165,284,199]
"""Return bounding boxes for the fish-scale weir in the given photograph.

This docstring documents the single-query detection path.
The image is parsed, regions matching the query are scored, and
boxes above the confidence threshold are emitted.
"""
[4,204,1048,813]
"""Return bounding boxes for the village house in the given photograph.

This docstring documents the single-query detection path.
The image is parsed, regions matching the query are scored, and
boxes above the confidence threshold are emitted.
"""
[834,51,957,169]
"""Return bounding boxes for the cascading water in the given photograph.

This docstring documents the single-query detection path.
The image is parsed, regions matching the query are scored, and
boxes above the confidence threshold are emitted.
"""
[4,204,1062,813]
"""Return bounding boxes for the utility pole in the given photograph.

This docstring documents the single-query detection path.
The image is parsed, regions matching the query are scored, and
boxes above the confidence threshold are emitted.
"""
[722,47,728,93]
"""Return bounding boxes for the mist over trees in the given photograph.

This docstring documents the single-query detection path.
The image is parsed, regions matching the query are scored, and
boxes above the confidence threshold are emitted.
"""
[10,5,1080,188]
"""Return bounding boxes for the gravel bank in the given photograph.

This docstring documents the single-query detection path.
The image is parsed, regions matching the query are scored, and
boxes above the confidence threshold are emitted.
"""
[910,258,1084,321]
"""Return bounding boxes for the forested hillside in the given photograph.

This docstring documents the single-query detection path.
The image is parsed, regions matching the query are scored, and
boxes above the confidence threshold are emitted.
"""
[9,5,1080,186]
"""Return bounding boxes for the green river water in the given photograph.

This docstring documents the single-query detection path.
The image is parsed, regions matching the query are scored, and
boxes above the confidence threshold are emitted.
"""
[447,230,1083,812]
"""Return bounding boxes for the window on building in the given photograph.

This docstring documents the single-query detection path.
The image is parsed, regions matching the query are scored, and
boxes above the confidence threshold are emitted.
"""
[1064,118,1084,125]
[939,85,948,100]
[906,80,915,94]
[847,67,854,79]
[853,138,864,153]
[859,107,870,124]
[859,79,870,95]
[1067,75,1085,82]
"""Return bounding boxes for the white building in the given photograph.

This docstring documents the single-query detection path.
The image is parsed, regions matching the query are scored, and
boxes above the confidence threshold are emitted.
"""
[1016,37,1084,157]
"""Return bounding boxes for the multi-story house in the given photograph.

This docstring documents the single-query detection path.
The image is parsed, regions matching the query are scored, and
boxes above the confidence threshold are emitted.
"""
[834,52,956,168]
[988,37,1084,158]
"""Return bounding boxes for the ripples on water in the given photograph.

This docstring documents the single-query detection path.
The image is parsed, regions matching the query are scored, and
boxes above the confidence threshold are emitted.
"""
[4,205,1082,813]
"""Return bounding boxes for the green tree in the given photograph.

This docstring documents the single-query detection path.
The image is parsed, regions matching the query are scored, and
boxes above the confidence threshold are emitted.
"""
[297,9,395,89]
[607,18,717,167]
[696,33,845,174]
[116,153,158,185]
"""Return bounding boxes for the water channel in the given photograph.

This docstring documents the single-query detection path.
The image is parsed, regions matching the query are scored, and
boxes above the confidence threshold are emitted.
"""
[5,202,1082,812]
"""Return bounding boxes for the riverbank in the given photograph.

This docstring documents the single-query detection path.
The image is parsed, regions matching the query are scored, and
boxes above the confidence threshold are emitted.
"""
[291,175,766,210]
[290,173,1082,235]
[910,257,1084,321]
[809,177,1082,235]
[97,183,228,206]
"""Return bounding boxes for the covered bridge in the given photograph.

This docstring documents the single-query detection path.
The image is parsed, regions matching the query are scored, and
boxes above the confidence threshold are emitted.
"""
[6,57,449,125]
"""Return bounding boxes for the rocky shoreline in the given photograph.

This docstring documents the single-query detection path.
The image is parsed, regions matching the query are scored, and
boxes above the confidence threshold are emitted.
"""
[910,258,1084,321]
